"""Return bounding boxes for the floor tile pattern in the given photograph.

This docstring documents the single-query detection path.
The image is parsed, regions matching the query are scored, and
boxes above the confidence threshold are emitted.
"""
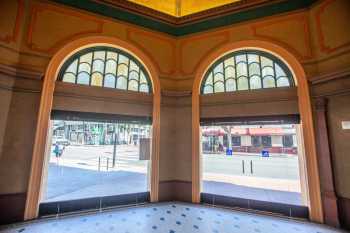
[0,202,346,233]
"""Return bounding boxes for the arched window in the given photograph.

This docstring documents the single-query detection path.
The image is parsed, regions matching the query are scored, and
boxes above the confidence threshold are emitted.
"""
[59,46,152,93]
[201,50,295,94]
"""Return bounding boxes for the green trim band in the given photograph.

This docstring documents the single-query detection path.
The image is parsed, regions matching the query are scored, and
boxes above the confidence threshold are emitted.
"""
[51,0,317,36]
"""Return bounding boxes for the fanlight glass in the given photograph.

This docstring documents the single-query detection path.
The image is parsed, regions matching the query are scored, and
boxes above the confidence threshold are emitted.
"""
[201,50,294,94]
[59,47,152,93]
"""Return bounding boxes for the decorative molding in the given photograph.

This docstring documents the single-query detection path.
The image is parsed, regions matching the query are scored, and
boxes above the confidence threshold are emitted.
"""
[179,31,230,75]
[0,0,25,44]
[309,67,350,84]
[126,29,177,75]
[0,63,43,80]
[251,13,313,60]
[27,3,104,53]
[161,90,192,97]
[315,0,350,54]
[50,0,318,36]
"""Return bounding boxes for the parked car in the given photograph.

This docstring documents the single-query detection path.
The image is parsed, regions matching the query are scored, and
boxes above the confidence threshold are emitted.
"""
[52,136,70,146]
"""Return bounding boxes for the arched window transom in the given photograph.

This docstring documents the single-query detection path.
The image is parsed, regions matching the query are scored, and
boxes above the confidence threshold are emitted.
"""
[59,46,152,93]
[201,50,295,94]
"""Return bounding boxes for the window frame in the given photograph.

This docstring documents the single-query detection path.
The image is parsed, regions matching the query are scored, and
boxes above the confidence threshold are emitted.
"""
[58,46,153,93]
[200,50,295,94]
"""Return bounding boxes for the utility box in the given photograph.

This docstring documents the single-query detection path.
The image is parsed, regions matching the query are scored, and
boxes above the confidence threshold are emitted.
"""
[139,138,151,160]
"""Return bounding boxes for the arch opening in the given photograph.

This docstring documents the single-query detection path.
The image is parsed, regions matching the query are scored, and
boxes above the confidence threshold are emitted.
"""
[192,41,323,223]
[24,36,161,220]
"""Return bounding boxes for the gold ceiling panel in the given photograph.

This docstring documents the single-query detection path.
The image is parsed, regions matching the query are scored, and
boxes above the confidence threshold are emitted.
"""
[126,0,242,17]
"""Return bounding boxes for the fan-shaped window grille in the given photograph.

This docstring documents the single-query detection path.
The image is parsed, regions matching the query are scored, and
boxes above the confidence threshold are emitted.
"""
[59,46,152,93]
[201,50,295,94]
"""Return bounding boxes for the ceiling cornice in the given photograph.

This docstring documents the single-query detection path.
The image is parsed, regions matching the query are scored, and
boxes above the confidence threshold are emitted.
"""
[50,0,318,36]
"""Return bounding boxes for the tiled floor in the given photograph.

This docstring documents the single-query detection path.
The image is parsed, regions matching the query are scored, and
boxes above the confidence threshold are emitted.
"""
[0,202,346,233]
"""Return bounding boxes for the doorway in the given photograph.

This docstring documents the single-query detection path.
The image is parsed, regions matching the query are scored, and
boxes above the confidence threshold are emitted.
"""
[39,111,152,216]
[200,117,309,218]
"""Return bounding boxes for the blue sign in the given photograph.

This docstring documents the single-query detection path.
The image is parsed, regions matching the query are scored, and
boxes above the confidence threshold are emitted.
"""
[261,150,269,157]
[226,148,233,156]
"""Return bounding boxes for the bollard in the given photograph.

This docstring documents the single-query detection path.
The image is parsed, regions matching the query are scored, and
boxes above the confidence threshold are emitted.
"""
[98,156,101,171]
[107,157,109,171]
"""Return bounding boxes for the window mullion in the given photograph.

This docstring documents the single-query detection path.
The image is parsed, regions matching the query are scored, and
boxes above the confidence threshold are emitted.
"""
[102,50,107,87]
[115,53,120,89]
[126,58,131,91]
[258,55,263,89]
[90,52,95,86]
[246,52,250,90]
[75,58,80,84]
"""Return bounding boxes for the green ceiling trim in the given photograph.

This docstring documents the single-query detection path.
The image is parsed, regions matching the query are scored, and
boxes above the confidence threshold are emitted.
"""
[51,0,317,36]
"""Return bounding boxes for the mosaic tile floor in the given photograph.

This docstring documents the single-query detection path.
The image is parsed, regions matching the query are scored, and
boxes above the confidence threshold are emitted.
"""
[0,202,347,233]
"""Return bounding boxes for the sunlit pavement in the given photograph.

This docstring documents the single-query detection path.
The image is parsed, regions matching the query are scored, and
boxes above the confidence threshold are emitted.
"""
[43,145,304,206]
[43,145,149,202]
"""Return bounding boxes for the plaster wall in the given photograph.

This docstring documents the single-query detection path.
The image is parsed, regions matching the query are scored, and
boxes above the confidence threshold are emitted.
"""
[0,0,349,226]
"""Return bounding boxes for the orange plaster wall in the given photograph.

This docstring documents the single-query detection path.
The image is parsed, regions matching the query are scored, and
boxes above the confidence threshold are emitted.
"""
[0,0,349,90]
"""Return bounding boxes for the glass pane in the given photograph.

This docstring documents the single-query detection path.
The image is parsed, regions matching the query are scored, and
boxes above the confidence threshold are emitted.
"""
[263,76,276,88]
[201,124,304,207]
[247,54,259,63]
[214,73,224,83]
[275,63,287,78]
[77,73,90,85]
[140,72,148,84]
[237,62,248,78]
[203,85,213,94]
[92,60,105,74]
[235,54,246,63]
[249,63,260,76]
[129,71,139,81]
[129,60,139,72]
[262,66,274,77]
[225,66,235,79]
[106,51,118,61]
[80,52,93,64]
[214,82,224,93]
[91,73,103,87]
[104,74,116,88]
[65,59,78,74]
[105,60,117,75]
[225,79,236,92]
[117,64,128,77]
[128,80,139,91]
[237,77,248,90]
[213,63,224,74]
[139,84,149,93]
[62,73,76,83]
[118,54,129,65]
[261,56,273,68]
[116,77,127,90]
[78,63,91,74]
[205,73,213,85]
[93,51,105,61]
[224,57,235,68]
[250,76,262,89]
[277,77,290,87]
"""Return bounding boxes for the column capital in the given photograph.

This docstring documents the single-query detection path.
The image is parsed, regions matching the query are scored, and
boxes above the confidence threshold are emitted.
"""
[314,97,328,111]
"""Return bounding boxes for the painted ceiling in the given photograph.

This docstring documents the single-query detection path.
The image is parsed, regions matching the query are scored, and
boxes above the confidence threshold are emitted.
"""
[126,0,242,17]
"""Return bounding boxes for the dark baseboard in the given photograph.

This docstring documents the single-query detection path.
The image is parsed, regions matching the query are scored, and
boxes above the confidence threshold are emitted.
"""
[0,192,26,225]
[159,180,192,202]
[338,197,350,230]
[39,192,150,216]
[201,193,309,219]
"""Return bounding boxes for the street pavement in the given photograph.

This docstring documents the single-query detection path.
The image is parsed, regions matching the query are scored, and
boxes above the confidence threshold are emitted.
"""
[42,145,303,206]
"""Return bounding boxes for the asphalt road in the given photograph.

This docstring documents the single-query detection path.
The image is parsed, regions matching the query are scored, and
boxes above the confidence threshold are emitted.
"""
[43,145,302,205]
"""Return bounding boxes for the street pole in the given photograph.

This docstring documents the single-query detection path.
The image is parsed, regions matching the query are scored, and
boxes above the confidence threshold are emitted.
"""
[112,124,117,167]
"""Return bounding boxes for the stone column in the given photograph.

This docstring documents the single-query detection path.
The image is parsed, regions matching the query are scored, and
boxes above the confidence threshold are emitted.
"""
[314,97,340,227]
